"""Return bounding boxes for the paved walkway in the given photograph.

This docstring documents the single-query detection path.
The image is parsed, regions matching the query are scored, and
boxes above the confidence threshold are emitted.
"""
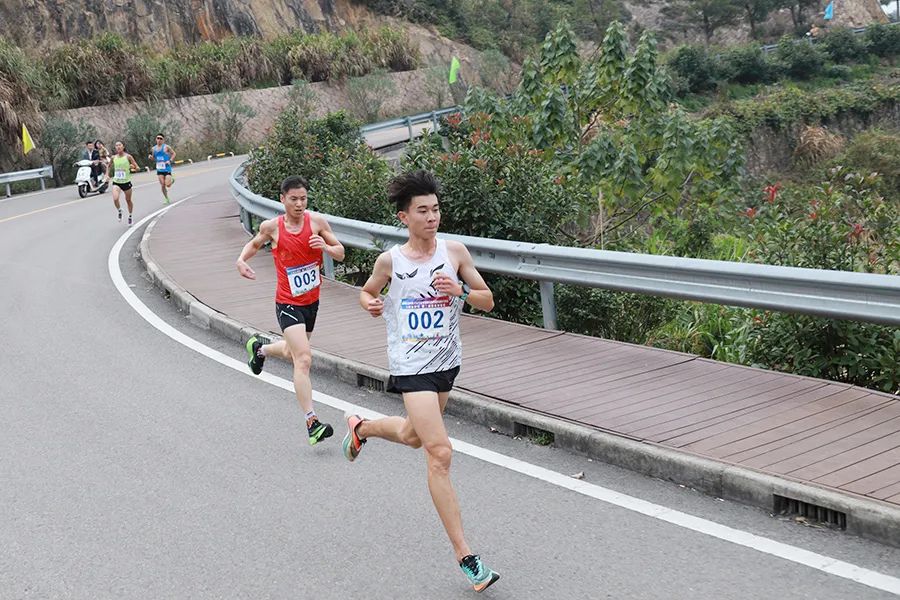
[148,190,900,510]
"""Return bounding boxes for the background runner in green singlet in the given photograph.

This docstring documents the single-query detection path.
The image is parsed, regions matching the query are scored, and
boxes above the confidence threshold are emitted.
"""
[106,141,140,226]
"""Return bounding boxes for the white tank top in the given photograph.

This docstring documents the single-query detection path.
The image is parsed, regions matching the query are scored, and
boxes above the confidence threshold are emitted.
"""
[384,239,463,376]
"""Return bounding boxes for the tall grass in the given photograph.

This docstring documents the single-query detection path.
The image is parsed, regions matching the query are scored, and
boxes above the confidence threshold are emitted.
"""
[1,28,420,114]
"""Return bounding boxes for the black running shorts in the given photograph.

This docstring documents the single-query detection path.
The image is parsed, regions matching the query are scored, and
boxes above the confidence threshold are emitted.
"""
[387,366,460,395]
[275,301,319,333]
[113,181,133,191]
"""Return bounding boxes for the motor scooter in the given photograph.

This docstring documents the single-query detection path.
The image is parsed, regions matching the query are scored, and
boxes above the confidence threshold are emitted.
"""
[74,159,109,198]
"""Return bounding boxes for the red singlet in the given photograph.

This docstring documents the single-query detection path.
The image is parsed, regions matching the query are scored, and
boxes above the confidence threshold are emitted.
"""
[273,213,322,305]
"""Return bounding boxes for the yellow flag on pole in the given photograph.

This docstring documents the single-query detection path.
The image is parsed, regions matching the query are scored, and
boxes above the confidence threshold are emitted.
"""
[21,123,35,155]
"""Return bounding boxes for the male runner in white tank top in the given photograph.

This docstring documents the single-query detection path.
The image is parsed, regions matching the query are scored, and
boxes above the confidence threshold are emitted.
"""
[342,170,500,592]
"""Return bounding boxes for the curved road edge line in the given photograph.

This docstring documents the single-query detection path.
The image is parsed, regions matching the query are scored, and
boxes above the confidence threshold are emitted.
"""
[110,201,900,596]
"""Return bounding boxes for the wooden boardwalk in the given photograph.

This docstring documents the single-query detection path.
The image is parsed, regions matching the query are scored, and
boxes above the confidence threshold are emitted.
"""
[149,191,900,508]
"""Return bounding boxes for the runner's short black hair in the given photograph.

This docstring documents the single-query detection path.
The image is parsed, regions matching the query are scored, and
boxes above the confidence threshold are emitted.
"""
[281,175,309,195]
[388,170,440,212]
[156,133,165,138]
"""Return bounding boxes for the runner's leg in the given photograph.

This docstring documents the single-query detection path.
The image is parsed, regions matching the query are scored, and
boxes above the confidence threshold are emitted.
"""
[112,185,122,221]
[124,187,134,225]
[403,390,472,562]
[158,174,169,203]
[282,325,314,416]
[355,393,449,446]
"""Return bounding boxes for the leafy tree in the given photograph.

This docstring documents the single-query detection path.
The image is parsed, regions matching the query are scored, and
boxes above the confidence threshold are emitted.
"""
[201,92,257,154]
[740,0,777,38]
[124,104,182,169]
[661,0,743,45]
[37,117,96,187]
[345,69,397,123]
[473,21,743,248]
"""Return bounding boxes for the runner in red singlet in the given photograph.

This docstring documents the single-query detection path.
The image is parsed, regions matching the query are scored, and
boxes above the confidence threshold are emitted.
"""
[235,175,345,445]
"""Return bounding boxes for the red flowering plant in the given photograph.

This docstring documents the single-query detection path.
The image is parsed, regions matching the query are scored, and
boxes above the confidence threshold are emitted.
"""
[737,169,899,393]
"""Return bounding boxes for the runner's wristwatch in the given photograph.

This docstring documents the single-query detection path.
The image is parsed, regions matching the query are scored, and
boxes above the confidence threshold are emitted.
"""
[459,282,471,302]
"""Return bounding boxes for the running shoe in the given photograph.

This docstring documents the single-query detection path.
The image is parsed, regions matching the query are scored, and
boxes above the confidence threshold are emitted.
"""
[163,196,170,205]
[459,555,500,593]
[342,413,367,462]
[127,213,133,226]
[117,208,122,222]
[245,335,265,375]
[307,419,333,446]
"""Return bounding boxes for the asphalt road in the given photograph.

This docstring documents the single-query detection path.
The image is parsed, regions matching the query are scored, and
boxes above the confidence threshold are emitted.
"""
[2,158,900,599]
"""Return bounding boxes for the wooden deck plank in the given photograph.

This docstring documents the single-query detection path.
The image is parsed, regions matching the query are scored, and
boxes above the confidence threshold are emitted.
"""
[712,394,891,461]
[742,407,900,471]
[620,379,825,440]
[793,437,900,484]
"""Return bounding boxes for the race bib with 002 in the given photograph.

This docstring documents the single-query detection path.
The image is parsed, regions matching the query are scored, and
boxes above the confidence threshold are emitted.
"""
[286,262,320,297]
[399,296,452,342]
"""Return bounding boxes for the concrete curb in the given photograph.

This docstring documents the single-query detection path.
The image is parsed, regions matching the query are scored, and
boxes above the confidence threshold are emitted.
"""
[139,213,900,549]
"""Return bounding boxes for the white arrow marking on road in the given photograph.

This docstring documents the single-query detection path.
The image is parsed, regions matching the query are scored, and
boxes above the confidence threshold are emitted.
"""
[110,202,900,597]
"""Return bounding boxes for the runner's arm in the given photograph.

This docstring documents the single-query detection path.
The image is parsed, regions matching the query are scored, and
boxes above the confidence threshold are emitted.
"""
[166,145,176,163]
[309,214,345,261]
[128,154,140,172]
[442,241,493,312]
[236,219,275,280]
[359,251,392,317]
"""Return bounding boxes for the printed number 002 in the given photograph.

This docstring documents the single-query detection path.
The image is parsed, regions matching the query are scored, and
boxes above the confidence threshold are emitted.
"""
[293,270,317,288]
[407,310,445,331]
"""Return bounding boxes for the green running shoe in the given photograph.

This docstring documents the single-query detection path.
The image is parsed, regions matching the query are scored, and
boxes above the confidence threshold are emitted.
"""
[246,336,265,375]
[307,419,333,446]
[459,555,500,593]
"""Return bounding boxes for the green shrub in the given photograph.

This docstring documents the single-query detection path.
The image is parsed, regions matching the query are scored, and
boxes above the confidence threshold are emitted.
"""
[36,117,97,186]
[558,286,679,343]
[718,44,778,84]
[0,37,45,146]
[400,127,577,325]
[123,104,182,169]
[863,22,900,58]
[666,45,719,94]
[246,109,362,200]
[313,145,396,282]
[201,92,257,154]
[47,33,153,107]
[345,69,397,122]
[819,27,868,64]
[774,37,825,80]
[836,129,900,198]
[286,78,317,116]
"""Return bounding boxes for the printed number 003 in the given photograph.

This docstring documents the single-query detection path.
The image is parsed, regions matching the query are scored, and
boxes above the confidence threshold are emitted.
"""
[293,270,317,288]
[407,310,445,331]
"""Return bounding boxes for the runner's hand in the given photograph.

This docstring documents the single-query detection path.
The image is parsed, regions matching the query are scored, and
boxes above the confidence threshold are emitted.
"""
[365,297,384,317]
[308,234,326,250]
[236,260,256,280]
[432,273,462,296]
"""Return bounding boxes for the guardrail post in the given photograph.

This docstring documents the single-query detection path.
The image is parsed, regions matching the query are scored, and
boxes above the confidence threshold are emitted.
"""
[323,254,335,279]
[539,281,558,330]
[432,111,439,133]
[405,117,413,141]
[5,183,10,198]
[39,177,46,191]
[239,207,252,235]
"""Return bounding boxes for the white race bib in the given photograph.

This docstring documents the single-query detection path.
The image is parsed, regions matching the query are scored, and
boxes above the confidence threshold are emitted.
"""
[114,169,126,180]
[400,296,452,342]
[156,161,168,170]
[286,262,320,297]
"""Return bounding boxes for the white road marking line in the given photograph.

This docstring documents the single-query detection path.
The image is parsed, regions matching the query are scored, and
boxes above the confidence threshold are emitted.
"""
[109,204,900,597]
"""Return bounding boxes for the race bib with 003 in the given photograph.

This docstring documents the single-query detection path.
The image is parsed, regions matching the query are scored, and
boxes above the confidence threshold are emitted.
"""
[286,262,320,297]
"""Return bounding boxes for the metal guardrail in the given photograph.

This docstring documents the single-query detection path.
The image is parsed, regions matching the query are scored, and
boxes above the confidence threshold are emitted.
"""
[360,107,459,149]
[230,165,900,329]
[0,165,53,197]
